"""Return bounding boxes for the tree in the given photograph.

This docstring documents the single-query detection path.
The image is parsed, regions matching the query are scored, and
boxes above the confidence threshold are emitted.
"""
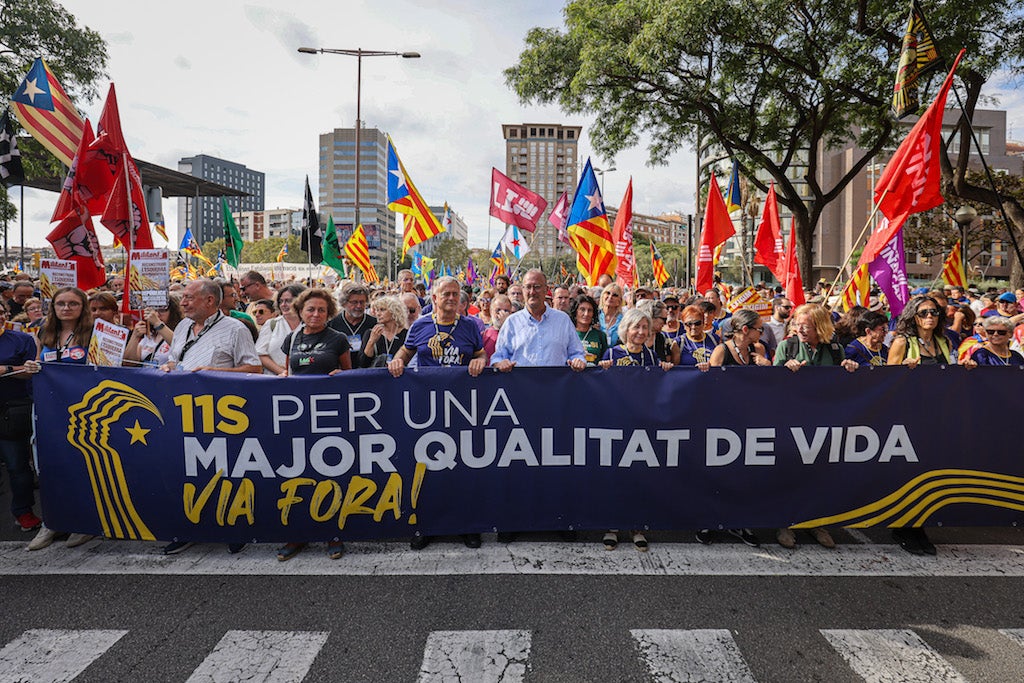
[0,0,109,218]
[431,238,471,272]
[505,0,1024,284]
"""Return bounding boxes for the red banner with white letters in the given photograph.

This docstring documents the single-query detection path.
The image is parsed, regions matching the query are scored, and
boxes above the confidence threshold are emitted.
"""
[490,168,548,233]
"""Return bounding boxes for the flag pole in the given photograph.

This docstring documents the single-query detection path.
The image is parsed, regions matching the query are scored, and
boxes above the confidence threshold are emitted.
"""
[826,189,890,301]
[19,184,24,272]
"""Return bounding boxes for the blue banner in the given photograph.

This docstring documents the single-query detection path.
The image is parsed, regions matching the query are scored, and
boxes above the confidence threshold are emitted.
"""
[33,365,1024,543]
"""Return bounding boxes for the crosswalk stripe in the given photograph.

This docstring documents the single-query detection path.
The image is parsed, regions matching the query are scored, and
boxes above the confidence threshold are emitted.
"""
[999,628,1024,649]
[418,629,531,682]
[821,629,967,683]
[0,629,127,683]
[4,541,1024,578]
[185,630,329,683]
[631,629,756,683]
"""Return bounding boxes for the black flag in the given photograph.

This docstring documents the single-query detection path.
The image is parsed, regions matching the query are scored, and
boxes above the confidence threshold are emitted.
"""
[0,111,25,188]
[301,176,323,263]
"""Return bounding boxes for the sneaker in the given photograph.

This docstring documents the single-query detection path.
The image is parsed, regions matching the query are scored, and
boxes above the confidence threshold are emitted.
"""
[327,540,345,560]
[603,532,618,550]
[227,543,246,554]
[727,528,760,547]
[776,528,796,549]
[893,528,928,556]
[27,525,58,551]
[410,534,431,551]
[462,533,482,549]
[915,528,937,556]
[811,527,835,549]
[66,533,96,548]
[15,512,41,532]
[632,532,649,552]
[696,529,714,545]
[162,540,194,555]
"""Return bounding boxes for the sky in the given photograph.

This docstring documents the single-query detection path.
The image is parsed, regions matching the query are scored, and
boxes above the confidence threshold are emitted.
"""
[12,0,696,251]
[12,1,1024,252]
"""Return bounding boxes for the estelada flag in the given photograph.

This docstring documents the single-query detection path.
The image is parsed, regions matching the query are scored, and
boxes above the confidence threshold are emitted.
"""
[862,49,965,265]
[10,58,84,167]
[565,158,616,285]
[695,173,735,293]
[753,182,786,282]
[941,240,967,288]
[490,168,548,233]
[387,136,445,257]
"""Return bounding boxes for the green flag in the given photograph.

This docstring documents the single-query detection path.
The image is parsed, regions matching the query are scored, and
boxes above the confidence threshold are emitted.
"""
[322,215,347,277]
[221,198,243,267]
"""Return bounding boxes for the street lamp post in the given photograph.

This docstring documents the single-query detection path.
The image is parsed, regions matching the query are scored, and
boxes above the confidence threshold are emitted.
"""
[594,166,616,197]
[298,47,420,277]
[954,205,978,281]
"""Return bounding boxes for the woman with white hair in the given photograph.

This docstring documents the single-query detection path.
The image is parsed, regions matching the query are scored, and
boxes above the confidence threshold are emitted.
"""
[599,309,672,370]
[360,295,410,368]
[962,316,1024,367]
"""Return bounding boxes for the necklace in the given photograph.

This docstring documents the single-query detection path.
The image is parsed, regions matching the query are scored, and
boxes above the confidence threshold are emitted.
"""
[730,339,749,365]
[985,343,1011,366]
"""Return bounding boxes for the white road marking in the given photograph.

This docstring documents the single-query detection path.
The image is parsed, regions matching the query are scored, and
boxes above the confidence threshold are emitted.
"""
[999,628,1024,648]
[821,629,967,683]
[0,629,127,683]
[2,540,1023,577]
[418,629,531,683]
[631,629,756,683]
[185,630,328,683]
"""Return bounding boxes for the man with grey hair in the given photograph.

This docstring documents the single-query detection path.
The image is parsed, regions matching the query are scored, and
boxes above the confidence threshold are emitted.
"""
[329,282,376,364]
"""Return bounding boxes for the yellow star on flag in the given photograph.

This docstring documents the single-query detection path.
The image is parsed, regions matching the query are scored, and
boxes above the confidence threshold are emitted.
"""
[125,419,150,445]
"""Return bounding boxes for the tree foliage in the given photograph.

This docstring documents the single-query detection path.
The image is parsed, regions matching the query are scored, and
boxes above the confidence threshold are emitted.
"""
[506,0,1024,283]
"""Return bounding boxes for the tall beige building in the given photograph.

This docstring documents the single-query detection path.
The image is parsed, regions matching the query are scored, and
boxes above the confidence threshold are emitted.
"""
[501,123,582,259]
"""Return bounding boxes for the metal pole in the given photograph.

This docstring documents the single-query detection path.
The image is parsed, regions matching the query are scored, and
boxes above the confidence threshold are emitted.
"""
[19,184,24,271]
[354,49,362,235]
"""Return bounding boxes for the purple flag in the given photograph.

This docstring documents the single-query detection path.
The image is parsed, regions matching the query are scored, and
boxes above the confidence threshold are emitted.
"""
[868,220,910,318]
[548,191,572,245]
[467,257,478,284]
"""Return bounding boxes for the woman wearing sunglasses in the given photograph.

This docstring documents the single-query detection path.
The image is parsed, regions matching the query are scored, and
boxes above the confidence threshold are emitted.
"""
[887,295,954,368]
[962,316,1024,367]
[884,295,953,556]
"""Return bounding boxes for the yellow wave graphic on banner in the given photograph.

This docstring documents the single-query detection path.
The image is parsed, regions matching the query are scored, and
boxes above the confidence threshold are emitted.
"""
[67,381,163,540]
[793,469,1024,529]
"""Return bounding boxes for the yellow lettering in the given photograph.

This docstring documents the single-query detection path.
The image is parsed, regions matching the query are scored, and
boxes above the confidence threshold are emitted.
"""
[374,473,403,522]
[227,478,255,526]
[215,479,232,526]
[277,478,315,526]
[338,476,377,530]
[311,480,343,522]
[216,395,249,434]
[195,395,216,434]
[173,395,195,433]
[183,470,222,523]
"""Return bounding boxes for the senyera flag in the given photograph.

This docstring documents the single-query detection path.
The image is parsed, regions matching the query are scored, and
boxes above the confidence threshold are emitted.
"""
[941,241,967,288]
[861,49,966,265]
[490,168,547,233]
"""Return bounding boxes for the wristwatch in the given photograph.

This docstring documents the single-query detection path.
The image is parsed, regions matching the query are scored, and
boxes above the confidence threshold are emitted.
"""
[152,323,166,332]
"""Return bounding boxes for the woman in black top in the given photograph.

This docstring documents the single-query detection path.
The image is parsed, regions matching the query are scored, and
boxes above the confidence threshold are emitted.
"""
[360,295,409,368]
[709,309,771,367]
[280,289,352,377]
[276,288,350,562]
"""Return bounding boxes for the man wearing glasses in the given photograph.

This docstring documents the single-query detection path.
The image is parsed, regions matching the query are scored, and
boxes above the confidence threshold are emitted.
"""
[761,297,793,359]
[238,270,275,303]
[161,279,261,375]
[491,270,585,372]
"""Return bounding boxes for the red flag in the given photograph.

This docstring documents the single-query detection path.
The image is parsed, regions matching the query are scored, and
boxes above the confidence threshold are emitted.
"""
[862,49,965,264]
[782,217,805,306]
[754,182,786,282]
[46,211,106,290]
[51,120,100,222]
[100,160,153,250]
[490,168,548,233]
[613,178,636,287]
[695,173,736,293]
[76,84,139,216]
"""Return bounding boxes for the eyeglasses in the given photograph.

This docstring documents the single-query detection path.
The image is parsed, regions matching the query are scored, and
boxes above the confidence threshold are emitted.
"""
[665,305,679,311]
[915,309,940,318]
[239,282,257,291]
[655,316,668,321]
[974,322,985,327]
[682,321,704,328]
[54,301,83,308]
[778,305,792,310]
[987,329,1010,336]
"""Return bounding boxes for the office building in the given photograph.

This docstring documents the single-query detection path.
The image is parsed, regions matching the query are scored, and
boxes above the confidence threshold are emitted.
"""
[232,208,302,243]
[176,155,264,245]
[501,123,582,259]
[318,126,397,275]
[413,205,469,258]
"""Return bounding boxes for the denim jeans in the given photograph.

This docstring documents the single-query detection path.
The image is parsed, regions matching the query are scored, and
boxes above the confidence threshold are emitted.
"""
[0,436,35,517]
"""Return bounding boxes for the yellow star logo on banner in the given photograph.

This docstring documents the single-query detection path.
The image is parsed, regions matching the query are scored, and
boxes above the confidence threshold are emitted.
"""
[125,419,150,445]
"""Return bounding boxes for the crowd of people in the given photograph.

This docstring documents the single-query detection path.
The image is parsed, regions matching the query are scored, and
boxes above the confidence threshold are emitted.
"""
[1,266,1021,560]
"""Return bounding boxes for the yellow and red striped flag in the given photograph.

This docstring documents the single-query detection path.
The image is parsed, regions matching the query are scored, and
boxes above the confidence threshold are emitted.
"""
[345,224,379,283]
[386,136,445,257]
[941,240,967,288]
[565,159,616,285]
[650,240,670,287]
[10,58,84,167]
[840,263,870,311]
